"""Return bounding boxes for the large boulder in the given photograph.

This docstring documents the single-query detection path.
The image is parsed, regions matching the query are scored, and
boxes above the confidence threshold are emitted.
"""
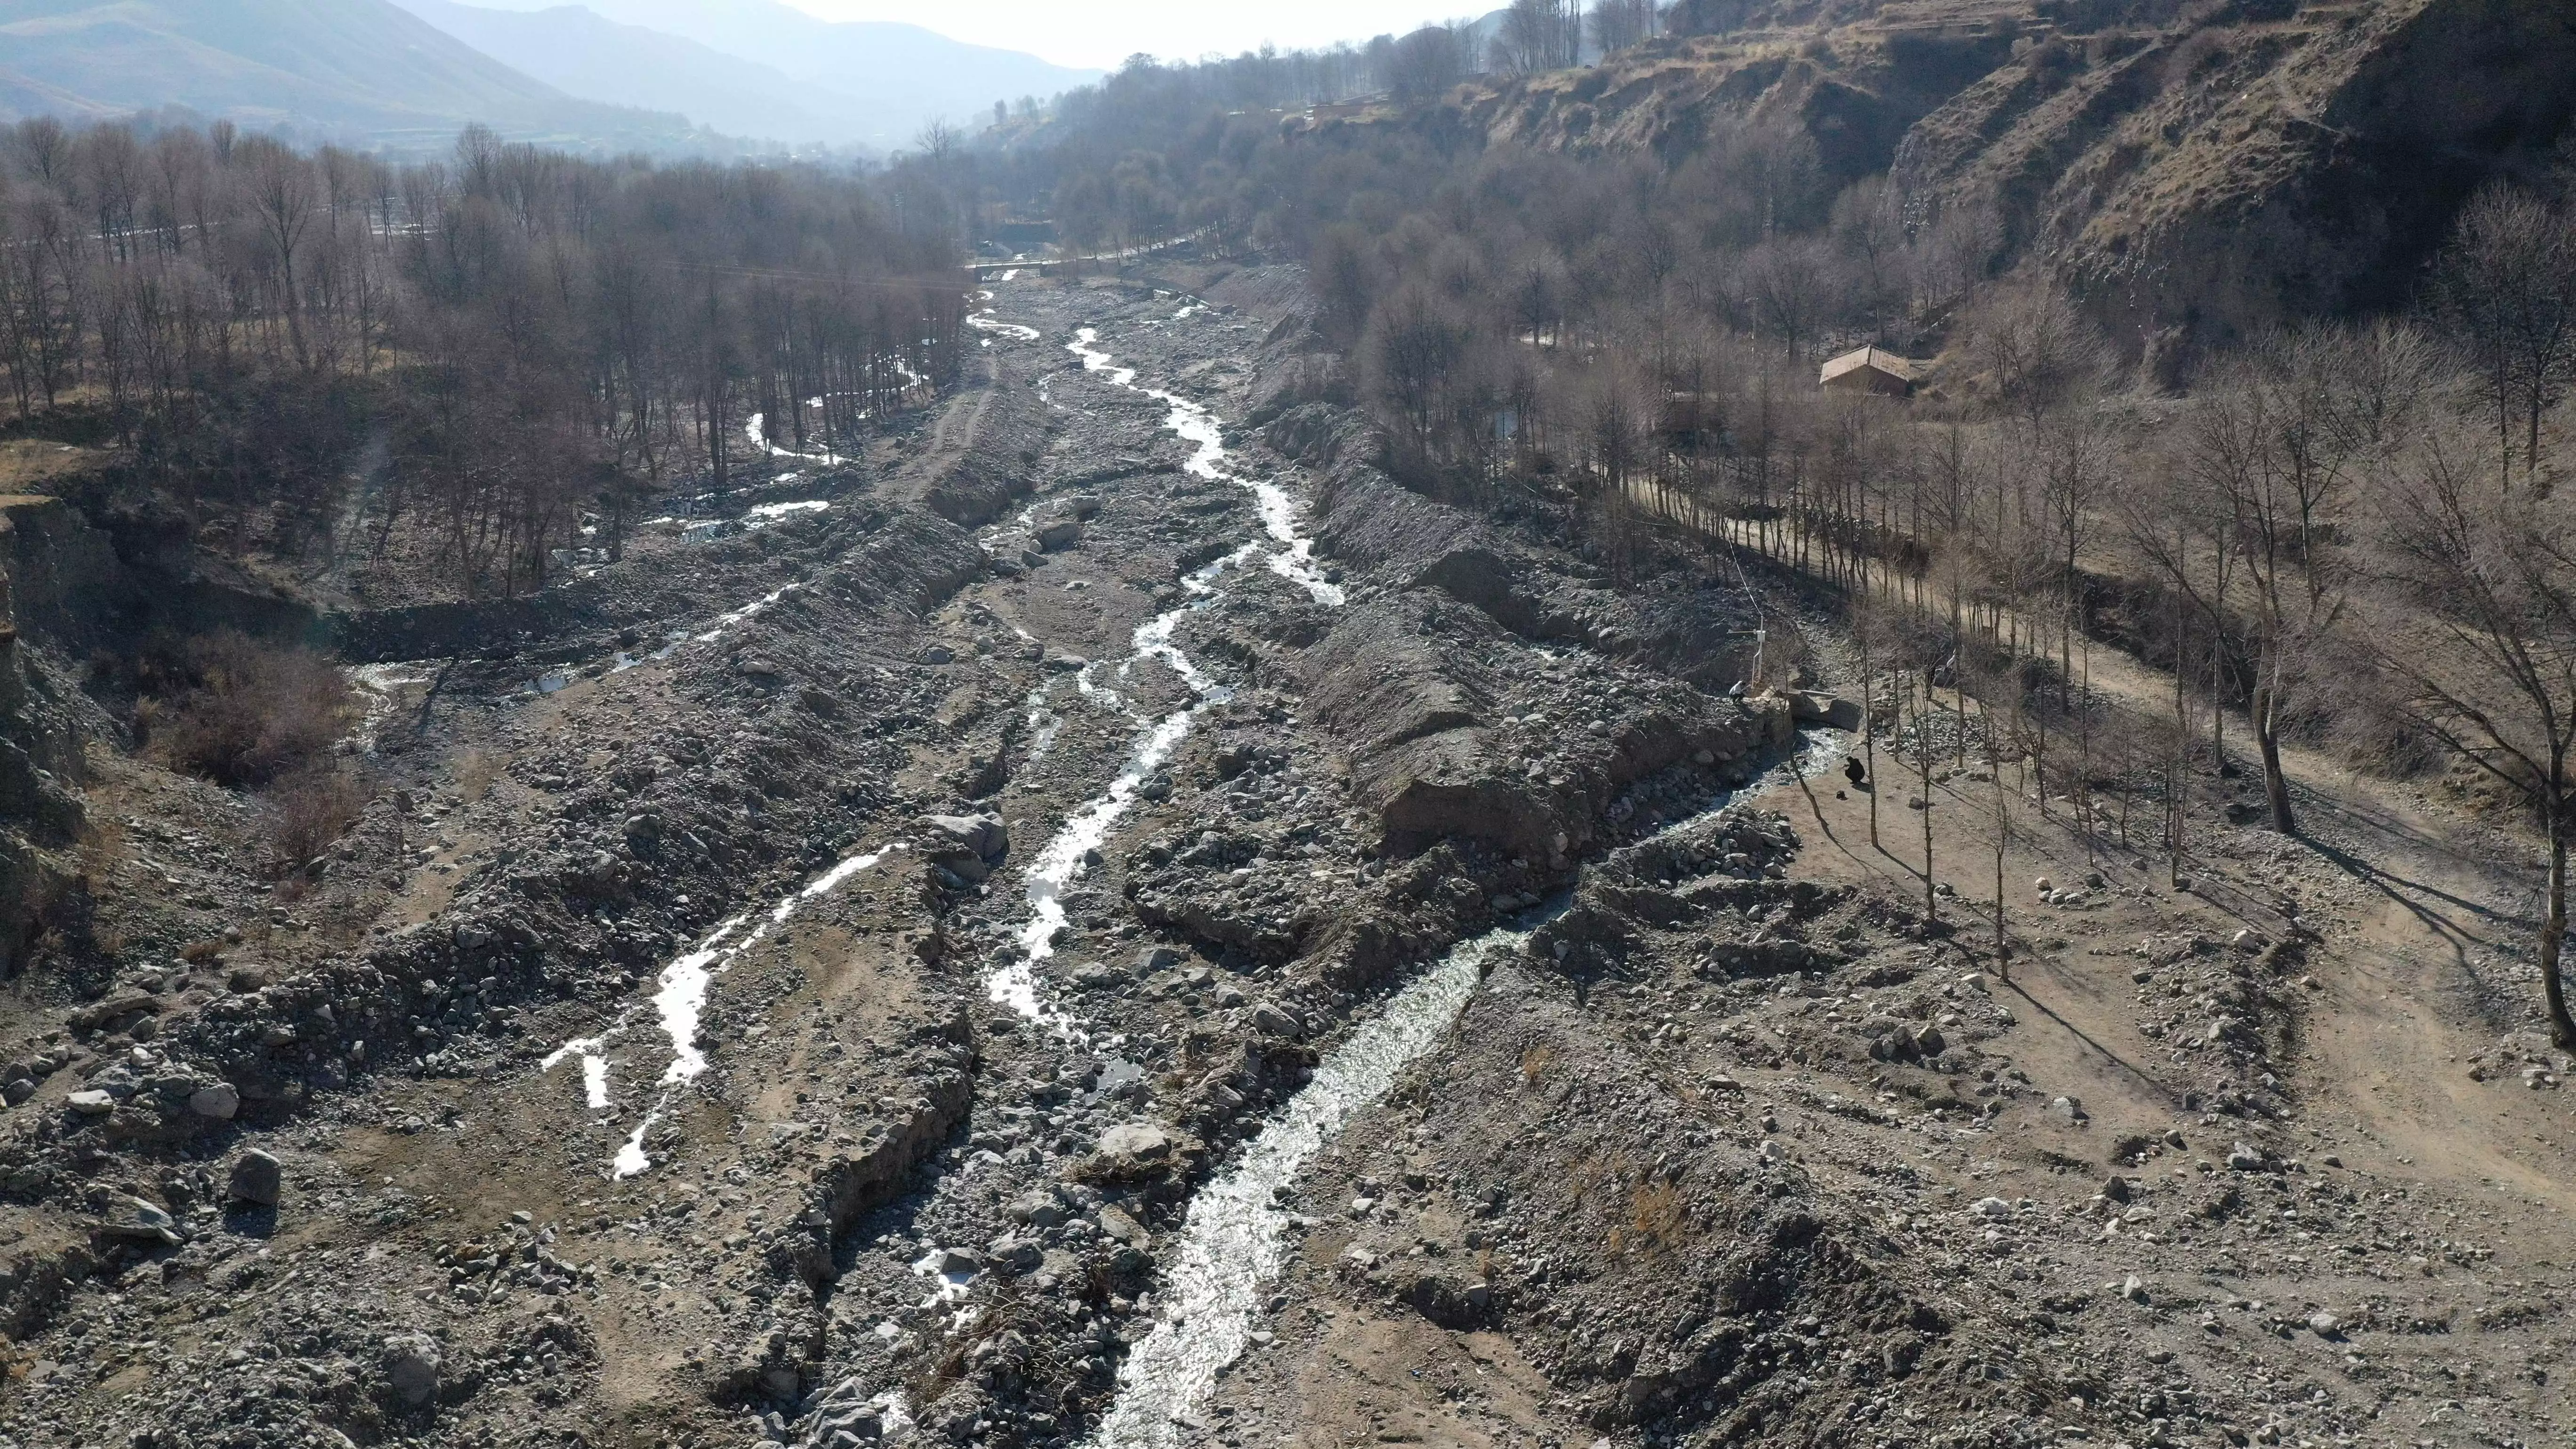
[227,1149,283,1207]
[381,1332,441,1407]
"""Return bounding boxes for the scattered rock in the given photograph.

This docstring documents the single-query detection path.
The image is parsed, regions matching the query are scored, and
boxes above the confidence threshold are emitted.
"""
[381,1332,441,1407]
[228,1149,283,1206]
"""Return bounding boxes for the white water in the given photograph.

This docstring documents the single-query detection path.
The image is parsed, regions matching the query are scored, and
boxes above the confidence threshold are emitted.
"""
[982,312,1348,1033]
[693,583,800,644]
[541,843,902,1178]
[1066,329,1343,606]
[1094,929,1522,1449]
[966,310,1040,343]
[344,661,438,753]
[745,499,831,526]
[987,545,1253,1028]
[1089,731,1849,1446]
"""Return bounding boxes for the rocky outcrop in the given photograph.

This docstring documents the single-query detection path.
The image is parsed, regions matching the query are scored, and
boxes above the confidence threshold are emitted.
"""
[1301,591,1786,861]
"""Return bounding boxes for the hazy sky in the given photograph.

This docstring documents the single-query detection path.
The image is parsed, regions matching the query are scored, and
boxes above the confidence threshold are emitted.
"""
[779,0,1457,70]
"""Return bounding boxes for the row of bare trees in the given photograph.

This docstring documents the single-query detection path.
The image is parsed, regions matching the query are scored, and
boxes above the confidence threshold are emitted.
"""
[1350,167,2576,1044]
[0,117,967,596]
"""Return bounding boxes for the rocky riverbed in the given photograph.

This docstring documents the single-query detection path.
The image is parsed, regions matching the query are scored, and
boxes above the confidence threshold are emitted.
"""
[0,266,2565,1449]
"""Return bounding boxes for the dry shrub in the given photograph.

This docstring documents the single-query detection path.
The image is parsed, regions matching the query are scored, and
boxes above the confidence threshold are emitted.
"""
[1519,1042,1557,1087]
[1626,1179,1691,1254]
[155,633,353,787]
[76,811,125,882]
[266,764,367,871]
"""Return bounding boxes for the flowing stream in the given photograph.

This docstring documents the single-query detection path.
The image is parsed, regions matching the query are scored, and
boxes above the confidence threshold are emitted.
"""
[1090,732,1846,1448]
[542,842,905,1178]
[982,315,1344,1033]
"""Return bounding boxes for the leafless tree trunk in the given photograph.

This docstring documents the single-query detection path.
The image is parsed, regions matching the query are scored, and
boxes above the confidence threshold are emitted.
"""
[2369,423,2576,1046]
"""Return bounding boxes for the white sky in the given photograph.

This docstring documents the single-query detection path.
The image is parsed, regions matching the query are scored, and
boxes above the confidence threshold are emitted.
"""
[779,0,1463,71]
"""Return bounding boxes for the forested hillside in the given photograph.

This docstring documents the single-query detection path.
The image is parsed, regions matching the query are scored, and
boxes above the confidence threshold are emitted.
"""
[0,117,966,600]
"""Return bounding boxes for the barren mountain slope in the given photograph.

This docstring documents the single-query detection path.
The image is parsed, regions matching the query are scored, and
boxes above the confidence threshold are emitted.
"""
[1351,0,2576,352]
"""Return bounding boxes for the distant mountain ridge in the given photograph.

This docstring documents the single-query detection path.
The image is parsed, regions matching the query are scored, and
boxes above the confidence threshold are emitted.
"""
[387,0,835,143]
[414,0,1103,146]
[0,0,699,150]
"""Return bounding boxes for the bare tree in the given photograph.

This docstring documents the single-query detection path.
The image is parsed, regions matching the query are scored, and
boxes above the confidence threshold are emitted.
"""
[2368,422,2576,1046]
[2431,184,2576,488]
[1493,0,1580,74]
[2185,326,2388,832]
[1385,23,1479,101]
[1587,0,1658,56]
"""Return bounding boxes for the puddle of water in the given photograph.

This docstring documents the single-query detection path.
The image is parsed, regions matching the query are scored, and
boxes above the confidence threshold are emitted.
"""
[745,412,850,467]
[744,499,832,526]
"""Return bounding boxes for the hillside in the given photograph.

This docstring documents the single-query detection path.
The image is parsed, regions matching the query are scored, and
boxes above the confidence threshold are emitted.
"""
[446,0,1103,145]
[1359,0,2576,355]
[386,0,834,143]
[0,0,700,150]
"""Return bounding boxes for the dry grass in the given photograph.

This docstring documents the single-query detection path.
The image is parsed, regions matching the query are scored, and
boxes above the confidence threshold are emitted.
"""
[453,748,502,803]
[1520,1042,1557,1087]
[1626,1179,1691,1254]
[0,440,108,492]
[74,812,125,886]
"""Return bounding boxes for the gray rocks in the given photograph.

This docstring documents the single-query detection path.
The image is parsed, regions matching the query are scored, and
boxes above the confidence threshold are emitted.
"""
[925,813,1009,860]
[925,813,1009,887]
[65,1089,113,1117]
[1784,690,1865,732]
[102,1196,182,1245]
[381,1331,441,1406]
[1007,1191,1066,1228]
[1098,1122,1173,1159]
[228,1149,283,1207]
[1096,1204,1153,1249]
[187,1082,240,1119]
[2226,1142,2268,1172]
[1249,1001,1306,1039]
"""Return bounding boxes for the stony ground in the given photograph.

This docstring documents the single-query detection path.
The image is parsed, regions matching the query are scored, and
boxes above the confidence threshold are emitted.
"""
[0,265,2564,1449]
